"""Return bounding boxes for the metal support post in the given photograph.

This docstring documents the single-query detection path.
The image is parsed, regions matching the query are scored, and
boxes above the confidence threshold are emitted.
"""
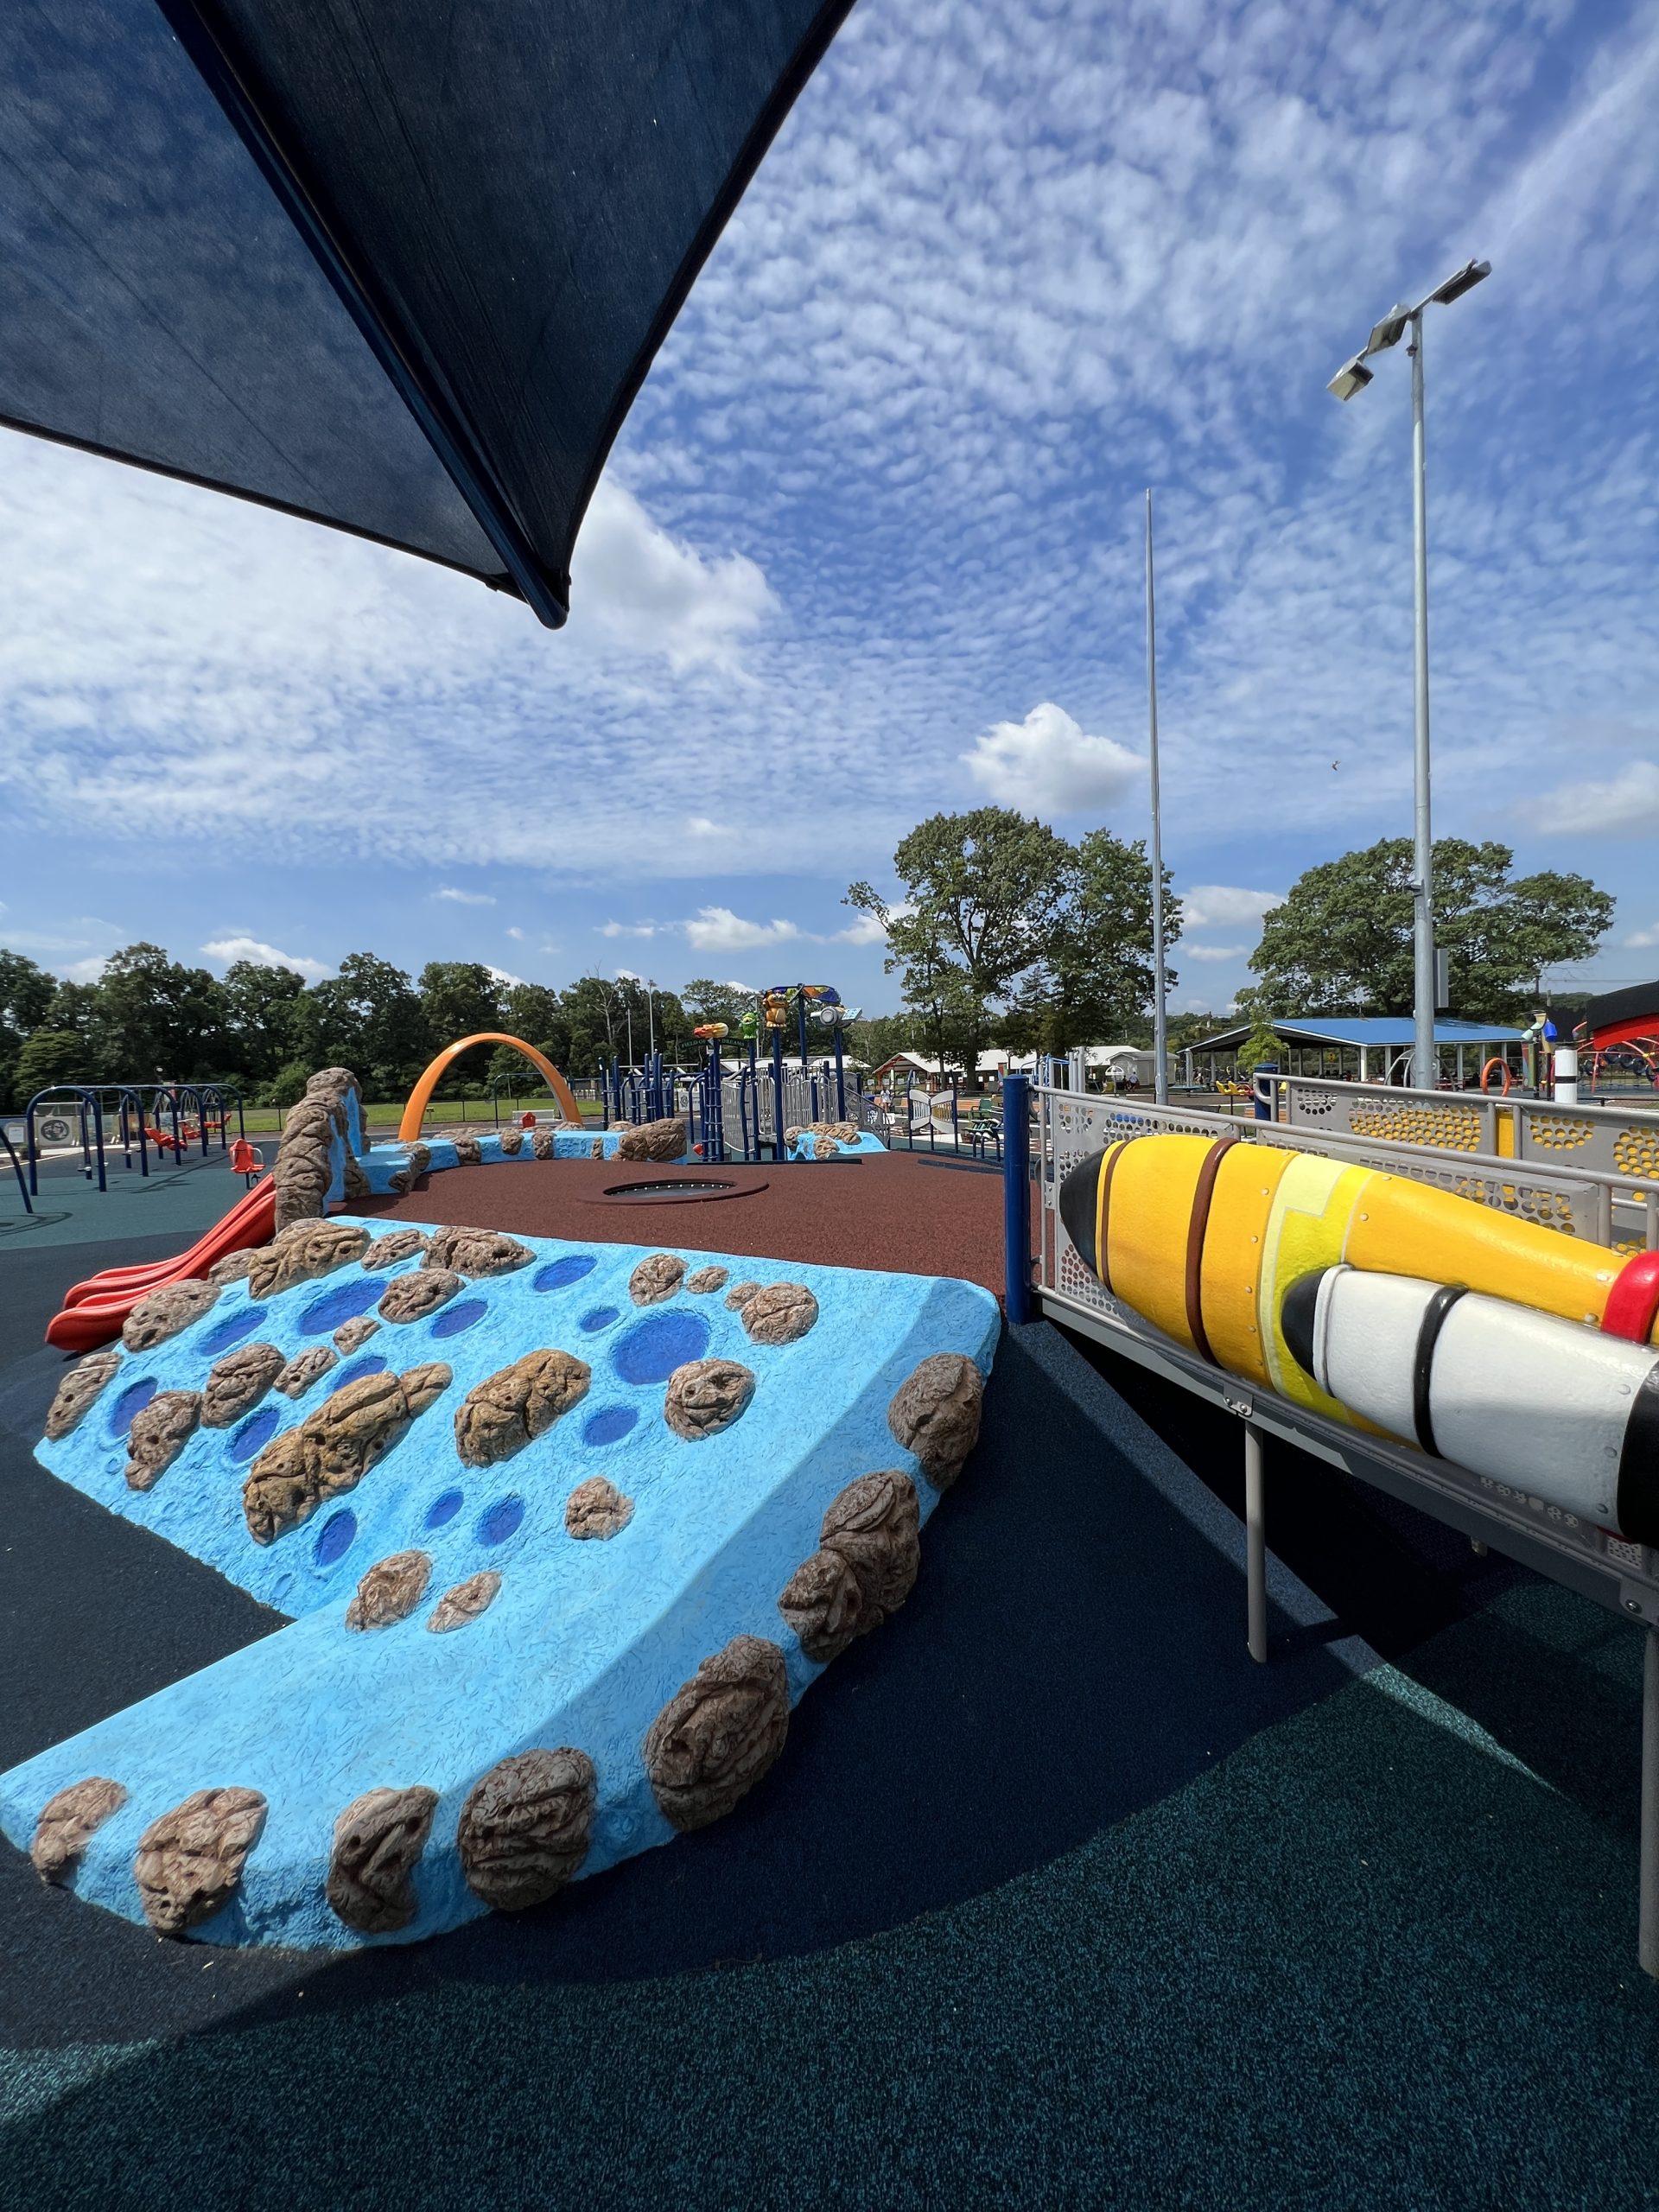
[1643,1628,1659,1979]
[1146,488,1169,1104]
[1245,1421,1268,1663]
[1002,1073,1033,1325]
[1408,311,1436,1096]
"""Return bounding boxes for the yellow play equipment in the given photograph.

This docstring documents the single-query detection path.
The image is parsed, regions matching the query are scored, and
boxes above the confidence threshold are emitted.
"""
[398,1033,584,1143]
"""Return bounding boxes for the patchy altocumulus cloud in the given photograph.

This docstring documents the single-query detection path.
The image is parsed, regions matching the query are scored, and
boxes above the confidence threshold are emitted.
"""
[433,887,496,906]
[1529,761,1659,838]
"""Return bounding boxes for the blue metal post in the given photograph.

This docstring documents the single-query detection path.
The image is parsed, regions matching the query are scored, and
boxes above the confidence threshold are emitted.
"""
[708,1034,724,1162]
[1003,1072,1033,1325]
[771,1027,786,1159]
[834,1028,846,1119]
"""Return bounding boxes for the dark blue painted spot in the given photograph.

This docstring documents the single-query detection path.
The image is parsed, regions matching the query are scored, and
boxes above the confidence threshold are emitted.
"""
[583,1404,639,1447]
[431,1297,488,1339]
[298,1277,385,1334]
[230,1405,282,1463]
[581,1305,620,1334]
[613,1310,710,1386]
[314,1510,357,1567]
[200,1305,270,1357]
[110,1377,157,1436]
[327,1356,388,1395]
[533,1255,597,1294]
[478,1495,525,1546]
[425,1488,464,1529]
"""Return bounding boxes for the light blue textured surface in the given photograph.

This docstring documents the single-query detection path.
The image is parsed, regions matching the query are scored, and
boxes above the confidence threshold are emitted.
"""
[4,1222,997,1949]
[785,1131,887,1160]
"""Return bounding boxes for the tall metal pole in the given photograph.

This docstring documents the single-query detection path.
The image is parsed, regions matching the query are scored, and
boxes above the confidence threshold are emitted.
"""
[1408,313,1436,1095]
[1146,489,1169,1104]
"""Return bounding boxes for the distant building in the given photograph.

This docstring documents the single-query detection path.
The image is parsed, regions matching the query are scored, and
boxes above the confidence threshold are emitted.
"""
[1183,1015,1527,1088]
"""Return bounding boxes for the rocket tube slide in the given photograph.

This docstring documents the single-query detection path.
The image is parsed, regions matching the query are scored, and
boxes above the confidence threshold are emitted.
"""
[1058,1134,1659,1528]
[1282,1264,1659,1541]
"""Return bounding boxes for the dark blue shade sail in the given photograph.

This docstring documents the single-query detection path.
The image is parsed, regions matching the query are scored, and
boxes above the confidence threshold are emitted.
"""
[1,0,854,624]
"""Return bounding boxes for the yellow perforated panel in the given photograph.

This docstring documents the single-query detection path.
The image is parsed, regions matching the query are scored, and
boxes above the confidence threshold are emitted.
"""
[1349,1102,1482,1153]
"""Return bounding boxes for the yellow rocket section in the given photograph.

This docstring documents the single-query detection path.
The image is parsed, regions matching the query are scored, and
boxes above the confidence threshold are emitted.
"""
[1105,1135,1215,1351]
[1196,1146,1291,1387]
[1339,1174,1622,1331]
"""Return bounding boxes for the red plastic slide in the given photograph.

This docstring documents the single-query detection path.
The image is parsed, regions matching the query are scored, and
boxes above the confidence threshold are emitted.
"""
[46,1175,276,1353]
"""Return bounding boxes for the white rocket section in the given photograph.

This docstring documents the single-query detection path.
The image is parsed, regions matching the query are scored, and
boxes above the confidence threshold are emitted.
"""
[1307,1268,1659,1529]
[1312,1268,1425,1445]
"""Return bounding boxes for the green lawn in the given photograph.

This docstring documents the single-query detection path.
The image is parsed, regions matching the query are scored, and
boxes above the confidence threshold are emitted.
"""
[231,1095,607,1136]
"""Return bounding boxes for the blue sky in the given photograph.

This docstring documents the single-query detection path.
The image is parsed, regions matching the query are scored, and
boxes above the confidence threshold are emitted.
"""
[4,0,1659,1018]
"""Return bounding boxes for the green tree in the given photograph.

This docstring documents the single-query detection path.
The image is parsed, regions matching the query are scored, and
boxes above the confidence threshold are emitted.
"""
[91,944,228,1078]
[848,807,1071,1074]
[1033,832,1180,1052]
[1249,838,1614,1023]
[499,982,570,1063]
[681,979,754,1031]
[16,1030,89,1099]
[0,950,56,1036]
[220,962,307,1084]
[416,962,504,1085]
[301,953,429,1096]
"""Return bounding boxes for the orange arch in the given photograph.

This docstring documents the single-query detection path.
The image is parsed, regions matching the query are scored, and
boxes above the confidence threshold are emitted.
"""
[399,1034,583,1143]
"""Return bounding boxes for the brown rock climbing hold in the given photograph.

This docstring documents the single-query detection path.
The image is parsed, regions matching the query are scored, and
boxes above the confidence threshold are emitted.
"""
[813,1135,838,1159]
[378,1268,461,1324]
[778,1547,866,1663]
[724,1280,760,1313]
[617,1116,687,1162]
[247,1219,371,1300]
[333,1315,380,1356]
[588,1136,605,1160]
[423,1225,532,1278]
[741,1282,819,1345]
[497,1126,524,1155]
[134,1786,266,1935]
[44,1351,123,1442]
[243,1363,452,1542]
[386,1142,431,1196]
[325,1785,438,1935]
[458,1749,596,1911]
[275,1345,337,1398]
[643,1636,790,1831]
[531,1128,556,1160]
[345,1548,433,1630]
[125,1390,201,1491]
[887,1352,983,1490]
[207,1249,256,1287]
[454,1350,590,1465]
[362,1228,430,1270]
[29,1777,128,1884]
[821,1470,921,1619]
[629,1252,685,1306]
[564,1476,634,1540]
[664,1357,755,1440]
[685,1266,729,1295]
[428,1569,501,1632]
[273,1080,358,1230]
[201,1343,286,1428]
[450,1133,483,1166]
[122,1279,220,1352]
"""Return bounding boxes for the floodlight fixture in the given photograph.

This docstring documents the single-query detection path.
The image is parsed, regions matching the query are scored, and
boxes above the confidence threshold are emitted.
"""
[1327,353,1374,402]
[1367,304,1413,353]
[1427,257,1491,307]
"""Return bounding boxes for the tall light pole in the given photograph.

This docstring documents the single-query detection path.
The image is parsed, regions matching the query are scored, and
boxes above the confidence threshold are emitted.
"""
[646,978,657,1058]
[1328,257,1490,1093]
[1145,488,1168,1104]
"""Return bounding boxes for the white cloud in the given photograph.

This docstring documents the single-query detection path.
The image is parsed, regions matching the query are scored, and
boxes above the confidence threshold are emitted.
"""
[487,963,526,988]
[684,906,804,952]
[60,957,112,983]
[1181,886,1286,930]
[1185,943,1249,963]
[569,480,776,675]
[835,911,889,946]
[505,926,526,941]
[600,921,658,939]
[200,935,334,982]
[962,703,1142,815]
[1626,924,1659,950]
[433,887,496,906]
[1529,762,1659,838]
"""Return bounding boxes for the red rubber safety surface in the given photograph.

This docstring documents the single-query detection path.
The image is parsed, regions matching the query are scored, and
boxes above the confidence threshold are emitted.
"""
[359,1153,1031,1299]
[1600,1248,1659,1344]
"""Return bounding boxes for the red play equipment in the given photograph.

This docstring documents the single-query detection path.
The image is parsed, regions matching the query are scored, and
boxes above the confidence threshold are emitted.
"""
[46,1175,276,1353]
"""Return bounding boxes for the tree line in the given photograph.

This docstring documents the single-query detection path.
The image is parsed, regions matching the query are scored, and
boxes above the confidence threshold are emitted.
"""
[848,810,1614,1076]
[0,823,1615,1111]
[0,948,766,1112]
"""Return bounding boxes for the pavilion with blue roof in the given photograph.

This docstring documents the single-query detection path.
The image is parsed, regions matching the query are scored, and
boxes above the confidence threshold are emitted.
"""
[1185,1014,1528,1089]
